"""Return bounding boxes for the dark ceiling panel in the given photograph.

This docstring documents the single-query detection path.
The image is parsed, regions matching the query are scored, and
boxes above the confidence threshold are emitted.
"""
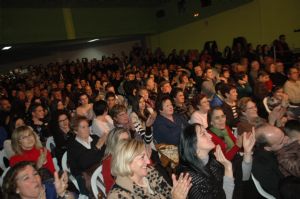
[1,0,167,8]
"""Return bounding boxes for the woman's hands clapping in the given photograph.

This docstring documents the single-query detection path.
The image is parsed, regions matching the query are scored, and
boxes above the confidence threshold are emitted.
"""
[36,148,48,169]
[242,128,256,163]
[171,173,192,199]
[214,145,233,178]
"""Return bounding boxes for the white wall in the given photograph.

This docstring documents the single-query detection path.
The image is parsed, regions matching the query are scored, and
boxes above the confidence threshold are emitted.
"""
[1,40,141,72]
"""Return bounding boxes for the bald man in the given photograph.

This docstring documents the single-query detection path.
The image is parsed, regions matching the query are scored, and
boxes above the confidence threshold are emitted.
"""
[252,123,290,198]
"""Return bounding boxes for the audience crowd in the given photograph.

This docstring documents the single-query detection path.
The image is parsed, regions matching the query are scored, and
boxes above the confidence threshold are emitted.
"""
[0,35,300,199]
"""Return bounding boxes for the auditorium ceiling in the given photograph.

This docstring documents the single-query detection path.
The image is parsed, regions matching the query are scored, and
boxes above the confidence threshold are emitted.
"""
[1,0,168,8]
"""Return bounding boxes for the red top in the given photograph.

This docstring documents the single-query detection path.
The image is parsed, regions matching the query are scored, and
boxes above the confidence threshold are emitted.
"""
[208,126,240,161]
[9,147,55,174]
[102,155,115,194]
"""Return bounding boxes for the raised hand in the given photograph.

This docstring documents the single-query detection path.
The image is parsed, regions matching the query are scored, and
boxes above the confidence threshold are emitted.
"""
[214,145,233,178]
[36,148,47,169]
[242,128,256,153]
[242,128,256,163]
[146,111,157,127]
[171,173,192,199]
[54,171,69,197]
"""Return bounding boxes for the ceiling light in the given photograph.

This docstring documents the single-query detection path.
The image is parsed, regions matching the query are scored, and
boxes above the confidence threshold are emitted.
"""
[2,46,12,50]
[88,39,99,43]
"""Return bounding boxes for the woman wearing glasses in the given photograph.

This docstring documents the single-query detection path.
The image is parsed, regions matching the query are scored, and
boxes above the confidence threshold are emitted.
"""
[50,110,75,167]
[9,125,55,175]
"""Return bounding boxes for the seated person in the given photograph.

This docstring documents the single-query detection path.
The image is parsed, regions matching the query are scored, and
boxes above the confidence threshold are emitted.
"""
[178,123,255,199]
[67,116,107,196]
[2,161,74,199]
[50,110,75,167]
[189,94,210,129]
[102,127,130,194]
[10,126,55,175]
[207,107,241,161]
[153,95,187,145]
[275,119,300,178]
[91,100,114,138]
[253,123,290,198]
[220,84,239,127]
[283,67,300,106]
[108,139,191,198]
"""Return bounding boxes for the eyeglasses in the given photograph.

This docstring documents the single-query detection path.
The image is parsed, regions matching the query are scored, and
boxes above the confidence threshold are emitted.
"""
[58,118,68,123]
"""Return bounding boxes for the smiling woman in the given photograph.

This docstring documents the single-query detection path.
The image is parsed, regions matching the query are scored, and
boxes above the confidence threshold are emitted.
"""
[9,126,55,175]
[2,161,74,199]
[108,139,192,199]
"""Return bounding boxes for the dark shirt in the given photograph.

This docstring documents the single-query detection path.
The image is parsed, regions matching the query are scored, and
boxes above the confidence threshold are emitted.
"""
[179,157,226,199]
[67,134,106,177]
[252,149,284,198]
[153,114,186,145]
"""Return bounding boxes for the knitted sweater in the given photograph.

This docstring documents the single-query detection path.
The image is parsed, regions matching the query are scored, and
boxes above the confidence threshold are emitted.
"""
[9,147,55,174]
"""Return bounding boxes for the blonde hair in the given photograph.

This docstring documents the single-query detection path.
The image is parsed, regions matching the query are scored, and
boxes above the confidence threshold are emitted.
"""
[111,139,145,177]
[105,127,130,157]
[11,126,42,155]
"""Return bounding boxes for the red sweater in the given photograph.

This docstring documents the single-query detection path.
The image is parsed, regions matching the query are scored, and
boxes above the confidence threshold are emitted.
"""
[9,147,55,174]
[208,126,240,161]
[102,155,114,194]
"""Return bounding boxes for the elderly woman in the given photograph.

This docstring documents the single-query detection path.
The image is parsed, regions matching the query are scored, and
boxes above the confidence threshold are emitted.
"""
[9,126,55,174]
[108,139,192,199]
[2,161,74,199]
[67,116,107,196]
[153,95,187,145]
[207,107,241,161]
[102,127,131,194]
[178,123,255,199]
[189,94,210,129]
[237,97,283,135]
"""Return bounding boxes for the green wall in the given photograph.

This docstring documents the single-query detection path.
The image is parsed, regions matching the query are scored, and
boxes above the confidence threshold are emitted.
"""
[0,7,156,44]
[147,0,300,53]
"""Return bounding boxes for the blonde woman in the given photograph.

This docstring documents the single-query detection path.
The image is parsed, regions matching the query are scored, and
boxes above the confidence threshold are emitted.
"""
[108,139,192,199]
[9,125,55,174]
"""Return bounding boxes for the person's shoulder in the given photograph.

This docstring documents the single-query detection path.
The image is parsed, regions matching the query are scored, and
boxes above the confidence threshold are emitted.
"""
[108,191,131,199]
[108,186,132,199]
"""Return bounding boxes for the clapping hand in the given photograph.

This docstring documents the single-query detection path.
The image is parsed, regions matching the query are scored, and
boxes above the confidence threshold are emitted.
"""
[242,128,256,163]
[54,171,69,198]
[214,145,233,178]
[171,173,192,199]
[36,148,47,169]
[242,128,256,153]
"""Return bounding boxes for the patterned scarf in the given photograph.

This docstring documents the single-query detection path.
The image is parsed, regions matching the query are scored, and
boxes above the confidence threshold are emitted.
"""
[210,126,234,150]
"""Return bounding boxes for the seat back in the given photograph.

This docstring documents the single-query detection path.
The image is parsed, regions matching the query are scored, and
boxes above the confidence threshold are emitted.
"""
[61,152,79,191]
[46,136,56,154]
[61,152,69,172]
[91,165,106,198]
[0,166,10,186]
[0,149,9,170]
[263,97,272,113]
[251,173,276,199]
